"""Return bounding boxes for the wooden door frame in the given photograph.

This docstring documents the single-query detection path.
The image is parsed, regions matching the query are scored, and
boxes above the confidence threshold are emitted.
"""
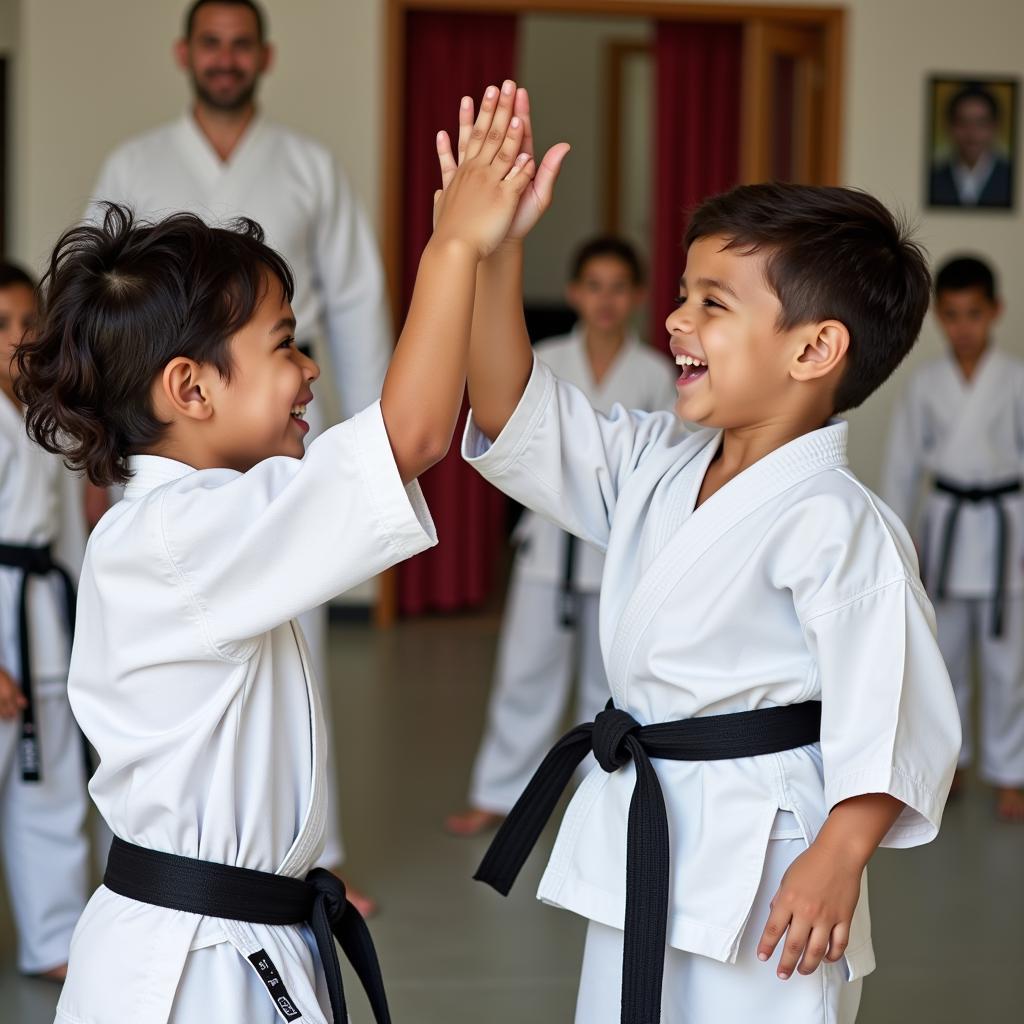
[375,0,845,627]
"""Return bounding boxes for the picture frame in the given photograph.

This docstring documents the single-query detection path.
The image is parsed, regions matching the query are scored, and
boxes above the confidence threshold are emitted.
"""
[927,74,1018,210]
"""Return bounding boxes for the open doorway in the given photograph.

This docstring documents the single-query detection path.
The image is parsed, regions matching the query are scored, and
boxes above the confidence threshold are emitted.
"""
[378,0,844,623]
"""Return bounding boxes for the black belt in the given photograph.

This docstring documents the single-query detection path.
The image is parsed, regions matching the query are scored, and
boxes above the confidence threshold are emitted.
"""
[0,542,77,782]
[559,533,578,628]
[932,476,1022,636]
[475,700,822,1024]
[104,837,391,1024]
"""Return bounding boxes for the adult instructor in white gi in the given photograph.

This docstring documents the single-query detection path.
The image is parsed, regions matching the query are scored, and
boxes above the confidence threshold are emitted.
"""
[88,0,390,914]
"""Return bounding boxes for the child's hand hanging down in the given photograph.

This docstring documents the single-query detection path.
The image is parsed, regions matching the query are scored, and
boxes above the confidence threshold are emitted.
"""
[436,86,570,246]
[0,667,27,720]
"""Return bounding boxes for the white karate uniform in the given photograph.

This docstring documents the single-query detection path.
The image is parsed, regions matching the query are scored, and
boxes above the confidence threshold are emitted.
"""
[469,329,678,814]
[883,348,1024,785]
[55,403,435,1024]
[463,358,961,1021]
[90,111,394,867]
[0,396,89,974]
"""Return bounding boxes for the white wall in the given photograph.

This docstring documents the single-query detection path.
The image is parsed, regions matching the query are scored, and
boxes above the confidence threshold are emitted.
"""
[9,0,1024,489]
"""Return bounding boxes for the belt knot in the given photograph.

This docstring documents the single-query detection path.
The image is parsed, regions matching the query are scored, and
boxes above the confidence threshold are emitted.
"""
[592,706,641,773]
[306,867,349,927]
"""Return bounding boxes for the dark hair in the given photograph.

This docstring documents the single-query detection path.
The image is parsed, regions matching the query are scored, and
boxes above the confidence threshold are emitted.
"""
[571,235,646,285]
[935,255,997,303]
[946,84,1000,125]
[685,182,931,413]
[184,0,266,42]
[15,204,294,487]
[0,262,37,292]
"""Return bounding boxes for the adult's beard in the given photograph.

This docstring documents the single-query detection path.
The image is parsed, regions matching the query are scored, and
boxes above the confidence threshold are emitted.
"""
[192,73,258,113]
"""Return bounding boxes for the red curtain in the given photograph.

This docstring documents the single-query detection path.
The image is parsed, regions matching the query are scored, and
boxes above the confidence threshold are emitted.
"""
[397,11,518,616]
[652,23,743,352]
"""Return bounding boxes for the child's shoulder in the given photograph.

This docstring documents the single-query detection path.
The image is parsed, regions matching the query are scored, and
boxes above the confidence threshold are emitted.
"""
[771,467,920,615]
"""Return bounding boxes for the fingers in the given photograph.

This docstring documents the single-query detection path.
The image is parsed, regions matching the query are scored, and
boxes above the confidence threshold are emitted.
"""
[796,924,832,976]
[477,79,517,162]
[826,921,850,964]
[514,87,534,158]
[775,918,811,980]
[464,84,500,161]
[0,680,26,720]
[436,131,457,189]
[756,897,791,965]
[503,154,535,190]
[494,115,525,169]
[531,142,571,208]
[457,95,474,164]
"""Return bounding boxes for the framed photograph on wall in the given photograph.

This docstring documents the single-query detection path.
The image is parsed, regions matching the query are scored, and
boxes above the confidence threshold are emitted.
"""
[927,75,1017,210]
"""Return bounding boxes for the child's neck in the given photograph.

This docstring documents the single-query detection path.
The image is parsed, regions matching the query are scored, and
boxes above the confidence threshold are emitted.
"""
[954,343,989,382]
[583,325,627,386]
[697,409,830,509]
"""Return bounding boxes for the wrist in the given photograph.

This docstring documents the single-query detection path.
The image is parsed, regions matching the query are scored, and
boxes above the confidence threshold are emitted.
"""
[424,235,483,266]
[812,819,875,871]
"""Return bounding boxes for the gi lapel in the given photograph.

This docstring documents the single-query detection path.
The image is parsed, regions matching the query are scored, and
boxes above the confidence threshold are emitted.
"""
[606,422,849,701]
[936,349,1002,474]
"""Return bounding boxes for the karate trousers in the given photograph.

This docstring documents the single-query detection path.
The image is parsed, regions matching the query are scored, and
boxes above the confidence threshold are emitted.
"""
[575,838,863,1024]
[0,680,89,972]
[934,595,1024,786]
[469,572,609,815]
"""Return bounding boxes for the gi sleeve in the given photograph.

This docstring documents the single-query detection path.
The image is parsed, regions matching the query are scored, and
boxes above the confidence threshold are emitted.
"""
[84,148,133,225]
[881,378,927,531]
[463,356,679,552]
[157,401,435,652]
[311,154,392,418]
[802,577,961,847]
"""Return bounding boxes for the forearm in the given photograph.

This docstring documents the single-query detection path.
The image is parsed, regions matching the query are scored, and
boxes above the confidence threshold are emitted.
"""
[467,240,534,441]
[380,238,479,482]
[813,792,905,869]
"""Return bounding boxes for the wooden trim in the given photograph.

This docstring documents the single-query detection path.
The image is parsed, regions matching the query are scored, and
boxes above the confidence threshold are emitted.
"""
[740,19,768,184]
[603,41,652,232]
[378,0,845,625]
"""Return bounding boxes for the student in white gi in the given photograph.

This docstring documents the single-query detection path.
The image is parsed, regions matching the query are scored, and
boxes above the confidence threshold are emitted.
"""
[0,263,90,981]
[18,82,537,1024]
[447,236,677,836]
[437,91,960,1023]
[883,256,1024,822]
[88,0,392,907]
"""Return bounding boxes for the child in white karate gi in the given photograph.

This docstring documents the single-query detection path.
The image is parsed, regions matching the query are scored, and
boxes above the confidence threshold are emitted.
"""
[17,82,536,1024]
[447,236,677,837]
[0,263,90,981]
[438,89,961,1024]
[883,256,1024,822]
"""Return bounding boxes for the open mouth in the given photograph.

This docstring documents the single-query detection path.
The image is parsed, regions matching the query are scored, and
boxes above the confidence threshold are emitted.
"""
[675,352,708,386]
[290,398,312,434]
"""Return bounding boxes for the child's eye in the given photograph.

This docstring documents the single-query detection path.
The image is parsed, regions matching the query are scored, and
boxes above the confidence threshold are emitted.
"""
[278,337,296,350]
[673,295,687,307]
[702,297,725,310]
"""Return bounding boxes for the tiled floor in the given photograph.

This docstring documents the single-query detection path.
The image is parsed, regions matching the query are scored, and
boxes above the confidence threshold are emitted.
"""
[2,611,1020,1022]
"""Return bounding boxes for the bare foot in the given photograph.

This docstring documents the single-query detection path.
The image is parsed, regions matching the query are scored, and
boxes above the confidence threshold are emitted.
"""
[31,963,67,983]
[444,808,505,837]
[948,769,966,799]
[996,786,1024,823]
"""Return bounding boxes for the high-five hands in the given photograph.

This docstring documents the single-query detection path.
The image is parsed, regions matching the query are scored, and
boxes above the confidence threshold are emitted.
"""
[436,82,570,246]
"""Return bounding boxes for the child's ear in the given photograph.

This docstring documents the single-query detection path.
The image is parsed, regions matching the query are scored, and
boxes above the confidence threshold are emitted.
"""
[791,321,849,383]
[159,358,215,423]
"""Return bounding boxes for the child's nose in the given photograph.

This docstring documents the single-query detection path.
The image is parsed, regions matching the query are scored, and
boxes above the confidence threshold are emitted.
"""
[299,349,320,383]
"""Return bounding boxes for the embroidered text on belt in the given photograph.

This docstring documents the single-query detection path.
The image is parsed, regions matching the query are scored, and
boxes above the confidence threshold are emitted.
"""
[932,476,1022,636]
[0,542,77,782]
[474,700,823,1024]
[104,837,392,1024]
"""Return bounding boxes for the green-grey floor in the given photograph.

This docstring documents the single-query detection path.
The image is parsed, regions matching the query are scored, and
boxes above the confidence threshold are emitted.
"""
[2,611,1021,1022]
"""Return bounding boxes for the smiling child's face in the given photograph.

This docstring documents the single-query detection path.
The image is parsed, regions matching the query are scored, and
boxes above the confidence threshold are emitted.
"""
[208,275,319,470]
[665,235,820,429]
[0,284,37,399]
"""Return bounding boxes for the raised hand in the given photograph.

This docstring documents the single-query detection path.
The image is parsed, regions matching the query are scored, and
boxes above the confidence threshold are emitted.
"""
[437,85,569,244]
[431,80,537,260]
